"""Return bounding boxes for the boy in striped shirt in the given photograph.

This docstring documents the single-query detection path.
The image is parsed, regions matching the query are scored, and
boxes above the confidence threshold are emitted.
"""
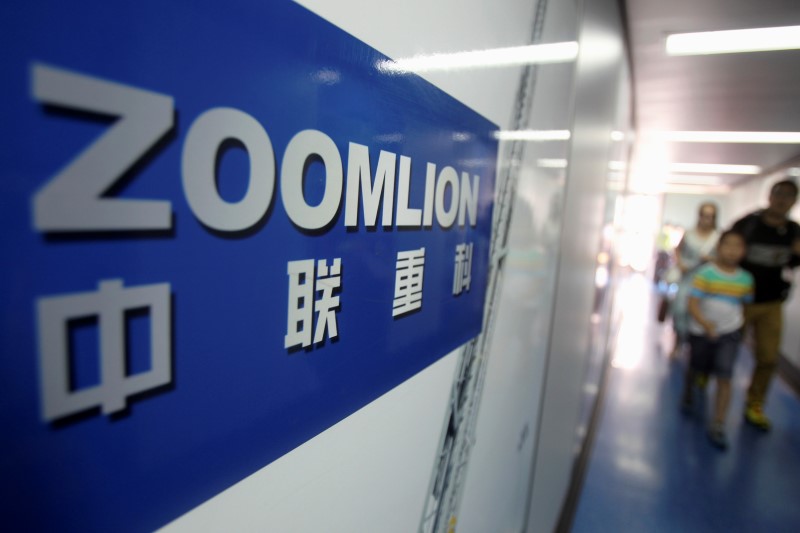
[680,230,754,449]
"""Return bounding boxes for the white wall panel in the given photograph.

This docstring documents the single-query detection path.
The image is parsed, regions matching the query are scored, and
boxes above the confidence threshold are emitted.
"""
[526,0,627,531]
[457,0,581,530]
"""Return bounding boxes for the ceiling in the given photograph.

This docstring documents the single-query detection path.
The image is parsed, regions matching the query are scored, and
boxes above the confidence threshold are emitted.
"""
[623,0,800,193]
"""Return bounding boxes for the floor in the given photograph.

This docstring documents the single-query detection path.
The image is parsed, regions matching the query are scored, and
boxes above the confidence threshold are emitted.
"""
[572,273,800,533]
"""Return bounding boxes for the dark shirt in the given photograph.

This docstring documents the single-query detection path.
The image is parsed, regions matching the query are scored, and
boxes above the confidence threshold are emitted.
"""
[732,212,800,303]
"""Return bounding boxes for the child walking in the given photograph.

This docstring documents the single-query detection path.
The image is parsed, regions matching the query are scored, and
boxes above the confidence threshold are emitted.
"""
[680,230,754,449]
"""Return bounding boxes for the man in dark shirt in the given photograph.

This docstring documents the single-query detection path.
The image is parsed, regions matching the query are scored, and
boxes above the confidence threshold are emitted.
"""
[732,179,800,431]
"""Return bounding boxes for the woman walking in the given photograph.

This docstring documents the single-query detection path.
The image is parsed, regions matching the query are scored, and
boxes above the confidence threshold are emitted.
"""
[671,202,720,357]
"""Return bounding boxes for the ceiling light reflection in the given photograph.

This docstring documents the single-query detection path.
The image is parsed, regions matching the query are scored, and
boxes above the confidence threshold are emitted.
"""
[670,163,760,174]
[375,133,404,143]
[666,25,800,56]
[537,158,568,168]
[378,42,579,74]
[614,456,657,483]
[458,158,494,168]
[311,68,341,84]
[494,129,571,142]
[661,131,800,143]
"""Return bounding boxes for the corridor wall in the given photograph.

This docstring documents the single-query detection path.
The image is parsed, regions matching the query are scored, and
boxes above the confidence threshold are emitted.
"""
[0,1,632,531]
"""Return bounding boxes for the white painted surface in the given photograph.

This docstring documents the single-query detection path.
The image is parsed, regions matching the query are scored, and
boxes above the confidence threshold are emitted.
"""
[160,351,458,532]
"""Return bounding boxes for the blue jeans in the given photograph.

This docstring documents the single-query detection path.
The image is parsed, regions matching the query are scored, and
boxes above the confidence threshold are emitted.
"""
[688,330,742,379]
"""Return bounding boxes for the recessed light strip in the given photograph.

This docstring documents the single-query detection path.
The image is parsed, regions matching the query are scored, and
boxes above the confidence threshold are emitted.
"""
[666,25,800,56]
[666,175,725,185]
[663,183,732,195]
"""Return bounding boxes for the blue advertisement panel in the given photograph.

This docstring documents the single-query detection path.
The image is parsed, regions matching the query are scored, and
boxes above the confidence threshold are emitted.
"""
[0,1,497,530]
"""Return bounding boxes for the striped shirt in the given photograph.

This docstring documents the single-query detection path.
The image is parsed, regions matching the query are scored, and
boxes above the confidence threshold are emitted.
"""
[689,263,754,336]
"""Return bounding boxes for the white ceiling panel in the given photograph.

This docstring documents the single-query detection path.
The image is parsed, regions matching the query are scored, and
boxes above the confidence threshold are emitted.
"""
[625,0,800,188]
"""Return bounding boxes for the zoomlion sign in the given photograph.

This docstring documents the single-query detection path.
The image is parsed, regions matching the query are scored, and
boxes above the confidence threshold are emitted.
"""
[0,1,497,530]
[31,63,484,422]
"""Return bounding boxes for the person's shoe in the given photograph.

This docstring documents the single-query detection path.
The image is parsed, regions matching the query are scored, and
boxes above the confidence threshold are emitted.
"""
[744,405,771,432]
[707,423,728,449]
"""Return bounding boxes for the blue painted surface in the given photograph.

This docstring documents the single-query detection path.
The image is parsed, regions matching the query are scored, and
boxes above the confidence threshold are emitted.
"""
[0,1,496,531]
[573,274,800,533]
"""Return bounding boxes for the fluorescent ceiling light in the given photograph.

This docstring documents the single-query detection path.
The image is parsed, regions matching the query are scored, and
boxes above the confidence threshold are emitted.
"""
[669,163,760,174]
[666,175,725,185]
[537,158,568,168]
[666,25,800,56]
[661,131,800,143]
[663,184,731,195]
[608,160,627,171]
[627,182,730,195]
[789,167,800,177]
[494,129,571,141]
[378,42,579,74]
[611,131,625,141]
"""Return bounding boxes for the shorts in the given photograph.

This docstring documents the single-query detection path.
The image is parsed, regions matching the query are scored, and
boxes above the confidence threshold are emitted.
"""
[688,330,742,379]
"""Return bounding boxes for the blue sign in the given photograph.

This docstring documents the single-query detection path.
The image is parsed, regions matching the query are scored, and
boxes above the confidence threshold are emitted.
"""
[0,1,497,530]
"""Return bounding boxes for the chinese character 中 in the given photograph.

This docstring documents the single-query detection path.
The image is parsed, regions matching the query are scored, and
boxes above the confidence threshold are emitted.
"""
[285,258,342,349]
[36,279,172,422]
[393,247,425,317]
[453,242,473,295]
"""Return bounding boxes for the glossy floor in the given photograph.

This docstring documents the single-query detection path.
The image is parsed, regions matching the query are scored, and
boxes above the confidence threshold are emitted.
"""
[572,274,800,532]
